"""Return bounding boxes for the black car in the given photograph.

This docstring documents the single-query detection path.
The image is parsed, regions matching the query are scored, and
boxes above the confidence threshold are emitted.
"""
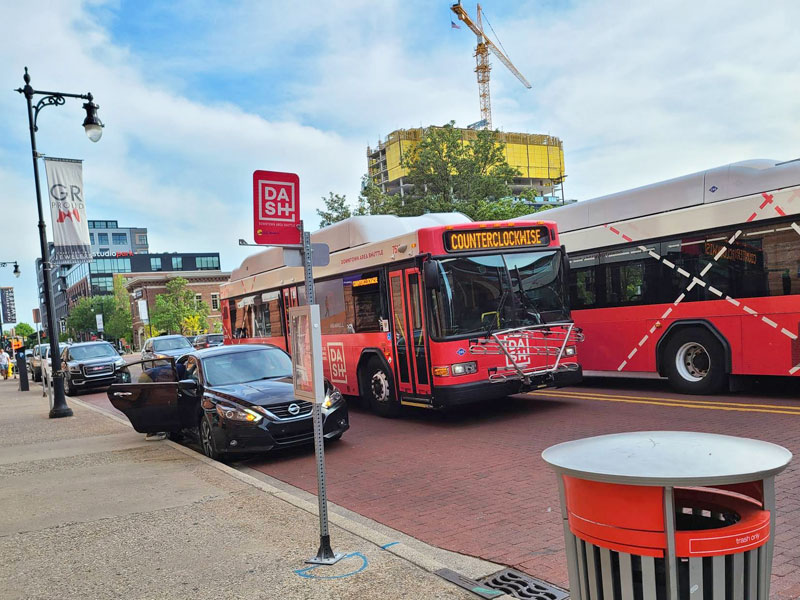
[193,333,224,350]
[62,341,131,396]
[141,335,193,361]
[107,344,349,460]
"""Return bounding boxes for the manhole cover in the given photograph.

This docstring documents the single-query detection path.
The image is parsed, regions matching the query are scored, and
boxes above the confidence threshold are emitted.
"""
[479,569,569,600]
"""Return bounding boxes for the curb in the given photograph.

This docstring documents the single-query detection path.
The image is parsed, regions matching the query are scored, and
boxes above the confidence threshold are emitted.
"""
[69,397,510,597]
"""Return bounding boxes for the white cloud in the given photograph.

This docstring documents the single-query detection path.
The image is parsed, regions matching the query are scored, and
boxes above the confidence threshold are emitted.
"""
[1,0,798,325]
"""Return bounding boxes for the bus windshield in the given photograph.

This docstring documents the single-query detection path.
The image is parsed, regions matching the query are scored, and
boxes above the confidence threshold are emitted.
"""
[429,250,570,338]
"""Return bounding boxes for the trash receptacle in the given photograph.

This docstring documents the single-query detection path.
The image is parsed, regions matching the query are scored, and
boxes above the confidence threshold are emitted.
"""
[542,431,792,600]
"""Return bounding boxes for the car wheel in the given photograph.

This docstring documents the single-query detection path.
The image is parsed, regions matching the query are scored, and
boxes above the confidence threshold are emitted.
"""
[64,375,77,396]
[363,358,400,418]
[664,328,727,395]
[199,413,221,461]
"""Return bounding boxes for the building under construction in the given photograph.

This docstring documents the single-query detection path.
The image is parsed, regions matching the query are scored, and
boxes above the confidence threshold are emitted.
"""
[367,126,567,203]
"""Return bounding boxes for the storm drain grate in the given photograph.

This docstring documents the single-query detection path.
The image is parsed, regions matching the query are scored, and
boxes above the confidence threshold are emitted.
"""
[478,569,569,600]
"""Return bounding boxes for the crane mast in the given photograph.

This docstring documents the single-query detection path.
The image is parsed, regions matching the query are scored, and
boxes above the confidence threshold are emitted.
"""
[451,2,532,130]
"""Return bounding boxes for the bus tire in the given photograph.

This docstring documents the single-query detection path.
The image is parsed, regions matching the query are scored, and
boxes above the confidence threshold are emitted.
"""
[663,328,727,395]
[362,358,400,418]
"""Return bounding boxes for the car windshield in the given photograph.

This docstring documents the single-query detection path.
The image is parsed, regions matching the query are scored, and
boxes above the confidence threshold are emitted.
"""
[428,250,570,338]
[70,344,118,360]
[153,338,192,351]
[44,345,69,359]
[203,348,292,386]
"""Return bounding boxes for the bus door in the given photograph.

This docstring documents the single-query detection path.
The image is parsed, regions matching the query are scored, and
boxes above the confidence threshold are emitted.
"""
[282,287,298,349]
[388,268,432,398]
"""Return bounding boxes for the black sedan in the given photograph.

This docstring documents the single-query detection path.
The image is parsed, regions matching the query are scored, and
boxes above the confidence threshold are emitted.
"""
[107,344,349,460]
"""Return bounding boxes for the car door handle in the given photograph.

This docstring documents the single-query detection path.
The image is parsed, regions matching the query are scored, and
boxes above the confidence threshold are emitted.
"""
[113,392,133,396]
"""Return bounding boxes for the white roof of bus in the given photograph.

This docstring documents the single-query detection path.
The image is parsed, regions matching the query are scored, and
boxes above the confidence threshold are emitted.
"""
[524,158,800,233]
[230,212,471,282]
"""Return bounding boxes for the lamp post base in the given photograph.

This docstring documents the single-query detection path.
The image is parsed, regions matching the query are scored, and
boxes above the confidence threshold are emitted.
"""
[49,405,74,418]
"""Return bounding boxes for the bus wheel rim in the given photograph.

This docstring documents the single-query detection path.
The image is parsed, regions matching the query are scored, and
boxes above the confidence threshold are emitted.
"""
[676,342,710,382]
[371,371,390,403]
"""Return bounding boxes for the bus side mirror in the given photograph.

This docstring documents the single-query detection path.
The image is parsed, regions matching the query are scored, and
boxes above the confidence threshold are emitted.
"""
[423,260,441,291]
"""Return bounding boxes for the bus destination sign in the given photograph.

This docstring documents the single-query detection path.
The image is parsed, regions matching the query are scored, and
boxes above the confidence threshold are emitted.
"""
[444,226,550,253]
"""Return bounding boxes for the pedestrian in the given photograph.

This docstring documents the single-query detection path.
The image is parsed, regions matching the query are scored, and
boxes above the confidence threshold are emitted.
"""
[0,348,9,380]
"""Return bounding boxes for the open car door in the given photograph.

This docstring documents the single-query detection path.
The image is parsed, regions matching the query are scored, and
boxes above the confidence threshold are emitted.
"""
[107,358,183,434]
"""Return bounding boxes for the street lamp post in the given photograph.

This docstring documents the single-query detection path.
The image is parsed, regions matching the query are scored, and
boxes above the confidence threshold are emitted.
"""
[16,67,104,419]
[0,261,21,337]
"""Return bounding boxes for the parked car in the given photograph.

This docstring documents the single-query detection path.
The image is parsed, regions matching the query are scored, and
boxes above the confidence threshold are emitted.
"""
[141,335,193,361]
[45,341,130,396]
[193,333,224,350]
[108,344,349,460]
[186,335,197,346]
[41,343,73,390]
[28,343,49,382]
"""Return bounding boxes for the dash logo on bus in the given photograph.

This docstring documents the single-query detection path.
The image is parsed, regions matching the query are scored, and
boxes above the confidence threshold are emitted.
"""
[327,342,348,384]
[501,336,531,367]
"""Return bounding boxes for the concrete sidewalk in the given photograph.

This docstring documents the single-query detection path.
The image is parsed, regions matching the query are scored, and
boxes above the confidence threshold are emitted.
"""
[0,381,508,600]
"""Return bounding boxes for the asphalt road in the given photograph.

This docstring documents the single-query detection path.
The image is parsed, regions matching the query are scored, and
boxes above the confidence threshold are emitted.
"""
[76,365,800,599]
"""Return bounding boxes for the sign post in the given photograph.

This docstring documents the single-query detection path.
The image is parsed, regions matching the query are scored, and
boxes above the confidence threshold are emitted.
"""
[252,170,340,565]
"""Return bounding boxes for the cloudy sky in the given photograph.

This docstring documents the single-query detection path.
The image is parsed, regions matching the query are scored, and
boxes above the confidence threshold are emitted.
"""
[1,0,799,325]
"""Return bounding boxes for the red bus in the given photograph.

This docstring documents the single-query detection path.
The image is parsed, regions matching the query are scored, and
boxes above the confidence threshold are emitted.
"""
[221,214,582,416]
[527,159,800,394]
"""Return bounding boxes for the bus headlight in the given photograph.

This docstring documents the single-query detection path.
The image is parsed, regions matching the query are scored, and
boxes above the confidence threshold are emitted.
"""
[564,346,577,357]
[451,361,478,376]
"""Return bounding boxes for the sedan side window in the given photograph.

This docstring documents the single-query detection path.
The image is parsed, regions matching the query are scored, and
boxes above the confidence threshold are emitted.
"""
[184,357,200,382]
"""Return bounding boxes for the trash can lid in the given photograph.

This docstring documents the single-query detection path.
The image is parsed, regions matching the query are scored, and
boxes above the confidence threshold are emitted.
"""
[542,431,792,486]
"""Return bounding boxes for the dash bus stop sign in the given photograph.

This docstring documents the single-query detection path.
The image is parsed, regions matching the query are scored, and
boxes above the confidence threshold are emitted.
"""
[253,170,301,246]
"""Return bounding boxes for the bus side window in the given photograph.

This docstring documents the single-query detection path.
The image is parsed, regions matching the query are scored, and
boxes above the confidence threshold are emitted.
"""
[568,253,599,309]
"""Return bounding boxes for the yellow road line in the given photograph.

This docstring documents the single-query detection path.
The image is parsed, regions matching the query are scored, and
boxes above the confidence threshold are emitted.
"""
[533,389,800,412]
[528,390,800,416]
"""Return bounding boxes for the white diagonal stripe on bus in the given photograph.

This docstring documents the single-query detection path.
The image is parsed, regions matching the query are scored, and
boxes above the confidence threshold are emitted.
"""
[792,222,800,236]
[661,307,673,319]
[762,317,778,328]
[743,306,758,316]
[692,277,706,288]
[791,363,800,376]
[617,360,628,371]
[708,286,723,297]
[674,293,686,305]
[700,263,713,277]
[714,246,727,261]
[726,296,741,307]
[781,328,798,341]
[627,348,638,360]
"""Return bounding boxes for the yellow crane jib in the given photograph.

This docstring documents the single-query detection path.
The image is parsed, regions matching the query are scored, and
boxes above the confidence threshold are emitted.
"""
[450,2,532,130]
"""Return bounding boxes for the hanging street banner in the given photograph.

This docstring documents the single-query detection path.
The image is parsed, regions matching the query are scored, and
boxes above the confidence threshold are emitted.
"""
[253,170,301,246]
[1,287,17,323]
[43,158,92,265]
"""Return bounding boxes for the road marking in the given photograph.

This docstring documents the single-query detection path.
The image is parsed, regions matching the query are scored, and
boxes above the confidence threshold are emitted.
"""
[528,390,800,416]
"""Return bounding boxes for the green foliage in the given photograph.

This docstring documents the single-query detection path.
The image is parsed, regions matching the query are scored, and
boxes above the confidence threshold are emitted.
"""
[14,323,34,338]
[354,175,398,217]
[211,320,223,333]
[317,193,351,228]
[150,277,210,335]
[67,296,116,338]
[105,275,133,342]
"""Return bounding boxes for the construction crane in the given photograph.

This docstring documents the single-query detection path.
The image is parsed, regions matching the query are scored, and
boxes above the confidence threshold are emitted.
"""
[450,2,531,130]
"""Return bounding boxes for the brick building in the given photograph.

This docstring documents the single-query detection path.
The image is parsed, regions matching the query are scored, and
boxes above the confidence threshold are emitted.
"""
[125,270,230,350]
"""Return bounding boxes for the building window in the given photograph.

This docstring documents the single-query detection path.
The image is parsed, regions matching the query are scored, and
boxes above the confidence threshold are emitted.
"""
[211,293,220,311]
[91,276,114,294]
[172,256,183,270]
[112,233,128,245]
[194,293,203,307]
[90,258,131,274]
[136,234,148,245]
[196,255,220,270]
[97,233,109,245]
[90,233,95,244]
[150,257,162,271]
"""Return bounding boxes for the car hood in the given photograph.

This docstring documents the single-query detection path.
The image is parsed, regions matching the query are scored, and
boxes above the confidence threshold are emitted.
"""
[70,356,121,367]
[207,378,298,407]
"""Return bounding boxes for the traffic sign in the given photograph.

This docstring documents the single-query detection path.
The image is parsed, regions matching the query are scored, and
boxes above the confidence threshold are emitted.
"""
[253,170,301,246]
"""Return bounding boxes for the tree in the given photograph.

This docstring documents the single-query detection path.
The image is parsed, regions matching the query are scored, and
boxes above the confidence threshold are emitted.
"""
[66,296,116,340]
[399,121,531,220]
[151,277,209,335]
[354,174,398,216]
[316,192,351,228]
[105,275,133,342]
[14,323,34,338]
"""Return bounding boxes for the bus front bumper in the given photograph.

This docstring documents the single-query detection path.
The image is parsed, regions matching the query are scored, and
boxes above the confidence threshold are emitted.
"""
[432,366,583,408]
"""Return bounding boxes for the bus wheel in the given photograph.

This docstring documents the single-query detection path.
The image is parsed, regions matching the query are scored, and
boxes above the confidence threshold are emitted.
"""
[664,328,726,395]
[363,358,400,418]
